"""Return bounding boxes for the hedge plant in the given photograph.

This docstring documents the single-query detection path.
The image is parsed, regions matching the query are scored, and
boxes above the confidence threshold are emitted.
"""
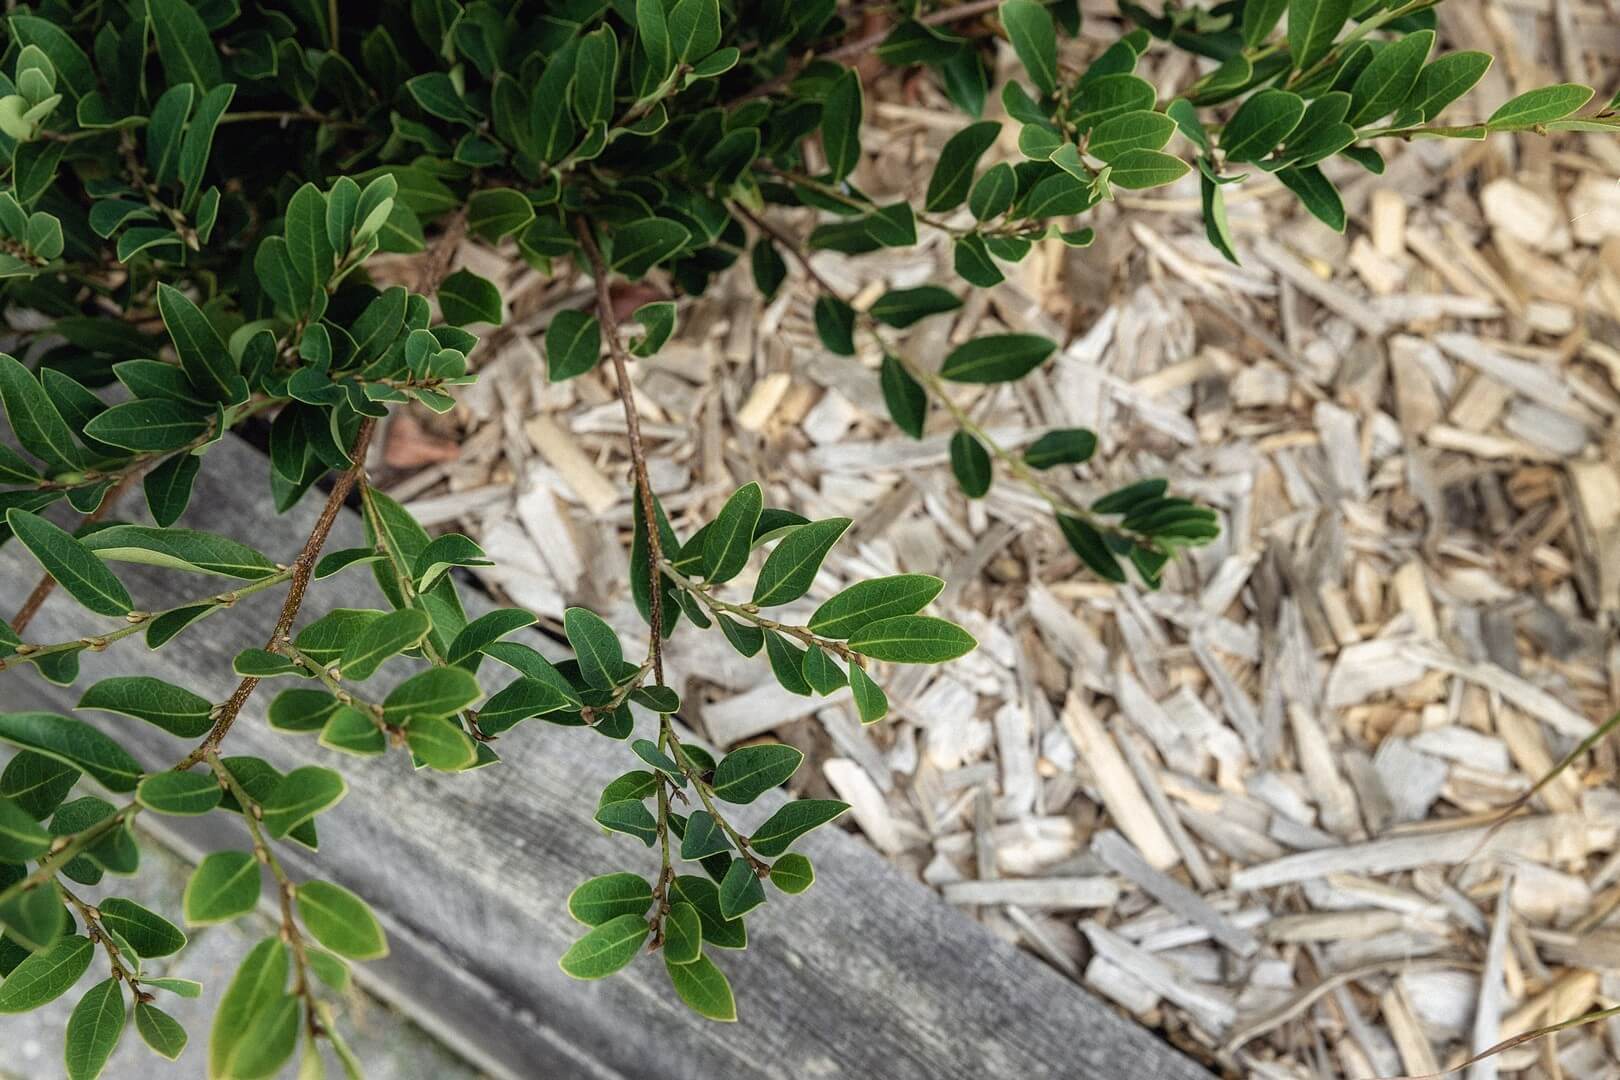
[0,0,1612,1074]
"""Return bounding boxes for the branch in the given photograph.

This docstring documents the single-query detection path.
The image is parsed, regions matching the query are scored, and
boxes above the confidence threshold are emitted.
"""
[177,418,376,768]
[572,217,667,687]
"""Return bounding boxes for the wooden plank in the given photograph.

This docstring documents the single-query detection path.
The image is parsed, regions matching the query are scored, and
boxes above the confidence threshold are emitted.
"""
[2,436,1210,1080]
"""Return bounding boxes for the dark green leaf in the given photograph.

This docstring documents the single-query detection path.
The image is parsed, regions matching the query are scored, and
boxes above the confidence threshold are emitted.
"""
[808,575,946,639]
[1001,0,1058,94]
[748,799,849,857]
[438,269,503,326]
[0,712,141,793]
[97,898,185,958]
[183,850,261,926]
[869,286,962,328]
[1287,0,1351,72]
[949,429,992,498]
[769,852,815,894]
[1486,84,1594,131]
[752,518,851,607]
[1024,428,1098,468]
[665,952,736,1021]
[559,913,648,979]
[847,615,977,664]
[821,68,863,181]
[880,353,928,438]
[711,744,803,804]
[939,334,1055,383]
[925,121,1001,212]
[545,309,601,382]
[718,857,765,919]
[78,677,213,739]
[568,872,653,926]
[134,1002,187,1060]
[0,352,83,473]
[704,482,763,584]
[135,771,221,816]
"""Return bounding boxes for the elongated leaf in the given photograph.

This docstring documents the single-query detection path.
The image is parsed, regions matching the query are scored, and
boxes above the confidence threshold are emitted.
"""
[563,607,625,690]
[808,575,945,639]
[156,284,241,403]
[748,799,849,857]
[477,677,576,735]
[821,68,863,181]
[136,771,222,816]
[97,898,186,958]
[381,668,481,722]
[939,333,1055,383]
[403,715,477,771]
[1347,30,1433,126]
[712,744,804,804]
[1220,89,1305,162]
[1278,164,1345,231]
[751,518,851,607]
[0,795,50,861]
[295,881,387,960]
[82,399,209,452]
[149,0,223,88]
[610,219,689,280]
[545,309,600,382]
[1401,52,1492,123]
[1486,83,1594,130]
[337,609,429,681]
[78,677,213,738]
[1287,0,1351,72]
[208,938,288,1080]
[0,352,82,473]
[595,798,658,845]
[260,766,345,839]
[64,978,125,1080]
[1001,0,1058,94]
[718,857,766,919]
[925,121,1001,212]
[134,1002,187,1060]
[558,913,648,979]
[949,429,992,497]
[869,286,962,328]
[704,482,762,584]
[663,901,702,965]
[0,712,142,792]
[80,525,275,580]
[847,615,977,664]
[679,810,732,860]
[567,873,653,926]
[666,952,736,1021]
[880,353,928,437]
[183,850,261,926]
[1108,148,1190,189]
[0,935,93,1012]
[4,507,131,614]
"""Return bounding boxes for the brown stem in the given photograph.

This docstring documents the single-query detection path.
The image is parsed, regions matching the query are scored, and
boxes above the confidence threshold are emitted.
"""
[11,471,140,635]
[417,207,469,295]
[177,419,376,769]
[573,217,666,687]
[733,0,1004,103]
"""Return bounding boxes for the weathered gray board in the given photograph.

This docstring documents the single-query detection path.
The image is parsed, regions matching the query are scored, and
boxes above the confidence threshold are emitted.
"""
[3,436,1211,1080]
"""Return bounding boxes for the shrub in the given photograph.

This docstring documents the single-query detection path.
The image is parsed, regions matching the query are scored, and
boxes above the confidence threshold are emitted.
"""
[0,0,1612,1073]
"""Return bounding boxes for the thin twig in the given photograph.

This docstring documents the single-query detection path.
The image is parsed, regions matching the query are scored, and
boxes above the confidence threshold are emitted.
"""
[177,419,376,768]
[10,470,139,635]
[573,217,666,687]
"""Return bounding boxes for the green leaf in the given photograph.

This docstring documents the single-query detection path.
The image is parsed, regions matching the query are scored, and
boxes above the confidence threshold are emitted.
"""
[573,25,619,127]
[438,269,503,326]
[568,873,653,926]
[611,219,690,280]
[630,301,677,358]
[1088,110,1177,162]
[1001,0,1058,94]
[631,738,685,784]
[208,938,288,1080]
[925,121,1001,212]
[338,609,430,681]
[1024,428,1098,468]
[0,712,142,793]
[64,977,124,1080]
[1286,0,1351,72]
[1242,0,1289,48]
[563,607,625,691]
[666,951,736,1021]
[969,162,1017,220]
[711,744,804,804]
[764,631,812,696]
[0,352,83,473]
[1220,89,1306,162]
[8,510,133,616]
[1108,148,1191,189]
[134,1002,187,1060]
[0,751,79,821]
[1486,83,1594,131]
[545,309,600,383]
[752,518,851,607]
[319,706,387,758]
[880,353,928,438]
[1347,30,1433,126]
[295,881,387,961]
[80,525,276,580]
[716,615,764,657]
[0,796,50,861]
[403,715,478,771]
[679,810,732,860]
[663,902,703,965]
[1401,52,1492,123]
[670,0,721,60]
[1056,514,1125,582]
[704,482,763,584]
[0,934,93,1012]
[847,615,977,664]
[770,852,816,894]
[594,799,658,845]
[144,452,199,528]
[477,677,577,736]
[718,857,766,919]
[97,898,186,958]
[953,232,1004,286]
[78,677,213,739]
[136,771,222,816]
[141,977,202,999]
[81,399,209,452]
[848,663,889,724]
[750,240,788,300]
[178,84,234,211]
[149,0,223,88]
[1278,164,1345,232]
[467,188,534,242]
[260,766,345,839]
[558,913,648,979]
[183,850,261,926]
[748,799,850,857]
[156,284,242,403]
[870,286,963,328]
[949,430,992,498]
[669,875,745,948]
[813,295,857,356]
[821,68,863,182]
[939,334,1055,384]
[381,667,481,722]
[805,575,944,640]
